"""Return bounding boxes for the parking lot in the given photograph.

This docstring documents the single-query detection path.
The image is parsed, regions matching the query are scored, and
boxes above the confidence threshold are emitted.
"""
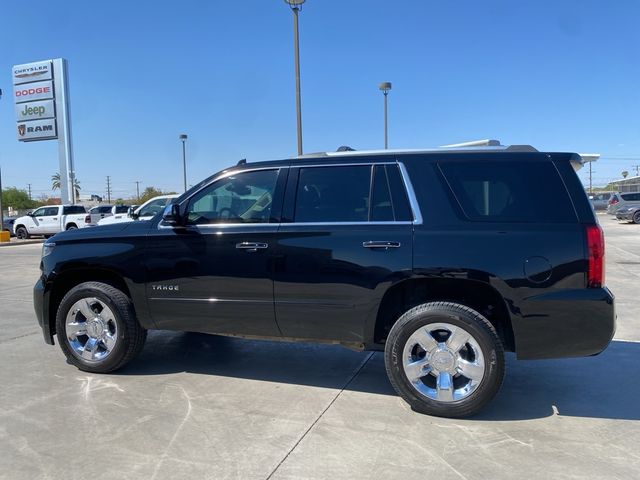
[0,215,638,480]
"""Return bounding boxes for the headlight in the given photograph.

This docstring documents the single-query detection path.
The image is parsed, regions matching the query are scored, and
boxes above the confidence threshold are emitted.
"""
[42,242,56,257]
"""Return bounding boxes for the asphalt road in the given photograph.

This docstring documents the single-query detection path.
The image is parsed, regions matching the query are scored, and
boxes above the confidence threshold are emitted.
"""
[0,215,638,480]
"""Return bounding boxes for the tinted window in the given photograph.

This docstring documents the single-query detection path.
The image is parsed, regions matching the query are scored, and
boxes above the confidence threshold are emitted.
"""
[63,206,86,214]
[387,165,413,221]
[440,161,576,223]
[371,166,394,221]
[186,169,278,225]
[114,205,129,214]
[45,207,60,216]
[31,208,46,217]
[622,193,640,201]
[295,165,370,222]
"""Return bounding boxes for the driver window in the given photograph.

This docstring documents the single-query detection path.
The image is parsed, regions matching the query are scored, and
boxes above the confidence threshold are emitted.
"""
[186,169,278,225]
[32,208,45,217]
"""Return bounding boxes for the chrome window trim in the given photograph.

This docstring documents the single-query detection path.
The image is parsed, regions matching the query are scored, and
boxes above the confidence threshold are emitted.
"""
[397,162,423,225]
[279,221,413,227]
[158,220,413,230]
[293,162,395,168]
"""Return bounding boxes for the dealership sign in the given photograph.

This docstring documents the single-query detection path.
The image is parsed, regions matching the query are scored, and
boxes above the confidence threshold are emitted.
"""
[12,60,52,85]
[17,118,57,140]
[11,58,76,205]
[12,61,58,141]
[15,99,55,121]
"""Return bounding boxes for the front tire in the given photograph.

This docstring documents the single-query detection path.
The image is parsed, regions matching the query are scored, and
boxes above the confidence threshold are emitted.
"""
[16,226,29,239]
[384,302,505,418]
[55,282,147,373]
[633,211,640,224]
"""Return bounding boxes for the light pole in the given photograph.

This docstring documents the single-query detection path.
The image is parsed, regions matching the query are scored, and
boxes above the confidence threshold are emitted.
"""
[284,0,305,156]
[379,82,392,149]
[179,134,188,192]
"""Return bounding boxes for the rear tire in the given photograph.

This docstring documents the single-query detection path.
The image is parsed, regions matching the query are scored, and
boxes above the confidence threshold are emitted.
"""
[384,302,504,418]
[66,224,78,230]
[633,211,640,224]
[55,282,147,373]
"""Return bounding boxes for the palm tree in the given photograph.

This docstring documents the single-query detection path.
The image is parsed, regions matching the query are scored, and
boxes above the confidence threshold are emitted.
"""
[51,173,61,191]
[52,172,81,199]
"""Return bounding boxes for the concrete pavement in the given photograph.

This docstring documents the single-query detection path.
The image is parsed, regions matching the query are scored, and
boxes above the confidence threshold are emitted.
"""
[0,217,638,480]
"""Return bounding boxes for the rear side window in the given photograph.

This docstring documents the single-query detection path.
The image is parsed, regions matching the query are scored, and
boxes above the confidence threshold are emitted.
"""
[114,205,129,214]
[439,161,576,223]
[63,206,86,215]
[622,193,640,201]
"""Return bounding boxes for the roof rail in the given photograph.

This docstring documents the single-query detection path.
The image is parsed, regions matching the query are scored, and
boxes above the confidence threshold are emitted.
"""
[296,141,539,158]
[439,139,502,148]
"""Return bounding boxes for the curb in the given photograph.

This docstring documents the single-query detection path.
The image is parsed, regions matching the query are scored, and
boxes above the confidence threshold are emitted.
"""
[0,239,45,248]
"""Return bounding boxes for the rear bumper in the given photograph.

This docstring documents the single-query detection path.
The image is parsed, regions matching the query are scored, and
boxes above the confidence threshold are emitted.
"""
[33,277,54,345]
[513,287,615,360]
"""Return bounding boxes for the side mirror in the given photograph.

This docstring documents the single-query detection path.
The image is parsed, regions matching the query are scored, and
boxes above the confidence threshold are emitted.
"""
[27,212,34,217]
[162,203,182,226]
[128,206,139,219]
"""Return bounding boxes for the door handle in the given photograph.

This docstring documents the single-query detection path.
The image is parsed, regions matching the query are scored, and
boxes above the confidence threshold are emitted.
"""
[362,240,401,249]
[236,242,268,252]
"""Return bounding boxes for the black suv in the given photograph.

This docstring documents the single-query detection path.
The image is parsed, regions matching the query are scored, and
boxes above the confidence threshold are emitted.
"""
[34,145,615,418]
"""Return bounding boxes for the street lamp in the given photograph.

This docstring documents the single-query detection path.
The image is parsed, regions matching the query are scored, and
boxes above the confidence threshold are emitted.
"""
[379,82,392,149]
[284,0,305,156]
[179,134,188,192]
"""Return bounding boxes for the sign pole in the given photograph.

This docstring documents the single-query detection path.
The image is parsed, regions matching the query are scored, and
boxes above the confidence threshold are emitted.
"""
[52,59,74,205]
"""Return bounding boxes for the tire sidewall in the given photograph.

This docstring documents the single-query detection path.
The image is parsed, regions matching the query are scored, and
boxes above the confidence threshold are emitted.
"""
[385,304,504,417]
[16,227,28,239]
[633,212,640,224]
[56,284,129,373]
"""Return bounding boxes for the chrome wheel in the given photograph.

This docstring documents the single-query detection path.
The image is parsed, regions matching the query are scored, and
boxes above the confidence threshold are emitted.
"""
[65,297,118,362]
[402,322,485,403]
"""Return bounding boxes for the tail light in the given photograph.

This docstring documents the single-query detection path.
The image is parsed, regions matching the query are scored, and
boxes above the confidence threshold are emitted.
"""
[586,224,604,288]
[85,214,91,224]
[608,197,619,205]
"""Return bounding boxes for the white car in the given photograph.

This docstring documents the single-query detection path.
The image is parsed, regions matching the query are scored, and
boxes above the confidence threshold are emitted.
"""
[97,195,178,226]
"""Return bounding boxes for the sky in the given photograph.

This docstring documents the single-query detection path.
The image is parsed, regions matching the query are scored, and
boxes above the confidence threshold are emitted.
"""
[1,0,639,201]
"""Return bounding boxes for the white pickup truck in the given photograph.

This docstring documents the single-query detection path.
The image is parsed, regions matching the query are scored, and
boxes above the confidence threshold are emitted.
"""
[87,204,131,225]
[13,205,89,239]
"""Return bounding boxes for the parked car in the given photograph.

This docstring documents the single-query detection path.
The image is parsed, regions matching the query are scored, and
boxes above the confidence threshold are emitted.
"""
[34,145,614,418]
[97,195,177,225]
[589,192,614,211]
[14,205,89,239]
[2,217,16,237]
[615,204,640,223]
[87,205,130,225]
[607,192,640,214]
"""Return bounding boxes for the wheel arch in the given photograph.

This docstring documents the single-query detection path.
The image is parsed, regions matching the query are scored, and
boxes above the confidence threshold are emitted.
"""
[47,268,134,340]
[65,223,78,230]
[371,277,515,352]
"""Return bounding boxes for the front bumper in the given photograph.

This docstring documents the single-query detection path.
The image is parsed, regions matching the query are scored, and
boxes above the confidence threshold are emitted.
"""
[513,287,615,360]
[33,276,54,345]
